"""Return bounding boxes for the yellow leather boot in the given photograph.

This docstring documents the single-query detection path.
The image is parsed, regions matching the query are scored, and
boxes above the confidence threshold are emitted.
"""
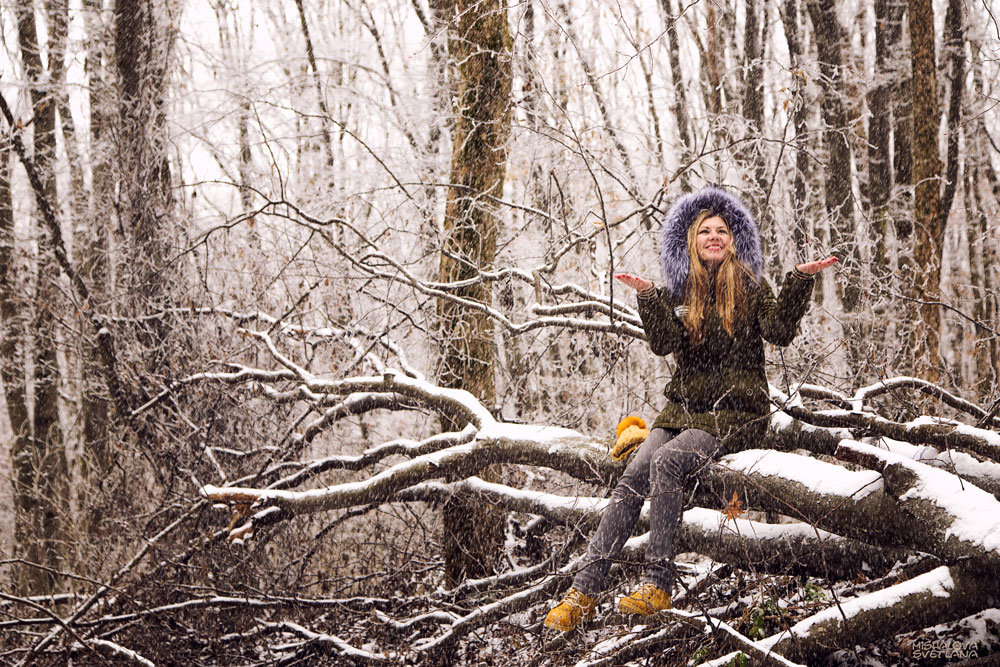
[618,582,672,615]
[543,588,596,631]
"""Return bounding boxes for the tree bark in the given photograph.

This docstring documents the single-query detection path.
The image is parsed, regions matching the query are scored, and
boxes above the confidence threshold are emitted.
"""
[702,2,724,117]
[940,0,964,226]
[889,3,913,242]
[293,0,336,173]
[0,117,37,592]
[661,0,694,189]
[967,51,1000,400]
[112,0,180,440]
[907,0,944,380]
[436,0,512,586]
[12,0,71,594]
[867,0,897,270]
[807,0,858,311]
[741,0,766,199]
[806,0,864,374]
[779,0,811,263]
[78,0,115,538]
[114,0,174,299]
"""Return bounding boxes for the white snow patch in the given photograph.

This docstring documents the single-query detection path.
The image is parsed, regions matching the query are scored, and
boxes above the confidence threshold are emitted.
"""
[683,507,837,542]
[867,436,1000,482]
[841,441,1000,554]
[722,450,884,499]
[475,421,583,443]
[769,410,796,431]
[769,384,804,408]
[953,422,1000,448]
[759,566,955,650]
[919,608,1000,649]
[464,477,610,514]
[909,415,958,428]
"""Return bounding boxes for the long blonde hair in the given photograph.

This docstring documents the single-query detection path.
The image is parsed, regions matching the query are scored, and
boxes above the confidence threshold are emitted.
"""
[682,210,756,342]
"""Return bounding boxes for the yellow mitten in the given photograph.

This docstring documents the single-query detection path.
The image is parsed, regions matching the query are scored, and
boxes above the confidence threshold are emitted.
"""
[612,416,649,461]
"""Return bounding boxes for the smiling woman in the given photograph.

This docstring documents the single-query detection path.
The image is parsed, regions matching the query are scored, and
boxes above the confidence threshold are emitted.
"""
[693,213,731,266]
[544,186,838,632]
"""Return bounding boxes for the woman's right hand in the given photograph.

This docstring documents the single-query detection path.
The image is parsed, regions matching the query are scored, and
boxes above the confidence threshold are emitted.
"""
[614,273,653,292]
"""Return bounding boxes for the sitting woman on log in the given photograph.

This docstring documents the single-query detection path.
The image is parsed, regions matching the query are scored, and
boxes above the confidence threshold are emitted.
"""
[544,186,837,632]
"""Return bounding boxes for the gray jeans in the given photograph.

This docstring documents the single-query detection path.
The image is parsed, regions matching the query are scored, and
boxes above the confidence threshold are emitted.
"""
[572,428,722,595]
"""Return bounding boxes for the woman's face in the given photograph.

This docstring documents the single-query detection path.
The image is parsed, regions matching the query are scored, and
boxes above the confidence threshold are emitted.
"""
[695,215,732,267]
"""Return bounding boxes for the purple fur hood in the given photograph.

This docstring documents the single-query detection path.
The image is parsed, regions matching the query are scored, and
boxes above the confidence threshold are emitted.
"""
[659,186,764,298]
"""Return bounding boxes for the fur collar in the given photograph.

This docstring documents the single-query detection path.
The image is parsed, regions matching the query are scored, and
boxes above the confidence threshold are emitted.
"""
[659,186,763,298]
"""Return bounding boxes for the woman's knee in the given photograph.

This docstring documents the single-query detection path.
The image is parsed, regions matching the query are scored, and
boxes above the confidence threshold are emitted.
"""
[650,444,686,480]
[675,428,718,448]
[610,477,645,503]
[650,429,719,478]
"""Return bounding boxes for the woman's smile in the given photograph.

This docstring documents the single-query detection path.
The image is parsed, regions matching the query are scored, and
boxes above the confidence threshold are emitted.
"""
[695,215,732,266]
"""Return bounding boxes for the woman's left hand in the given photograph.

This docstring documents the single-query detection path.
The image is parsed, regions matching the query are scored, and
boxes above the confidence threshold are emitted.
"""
[795,256,838,275]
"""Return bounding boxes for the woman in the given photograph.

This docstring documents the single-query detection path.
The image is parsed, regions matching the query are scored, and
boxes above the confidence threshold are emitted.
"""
[544,186,836,632]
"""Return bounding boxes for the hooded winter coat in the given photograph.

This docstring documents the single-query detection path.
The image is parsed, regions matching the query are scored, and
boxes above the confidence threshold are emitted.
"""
[637,187,815,453]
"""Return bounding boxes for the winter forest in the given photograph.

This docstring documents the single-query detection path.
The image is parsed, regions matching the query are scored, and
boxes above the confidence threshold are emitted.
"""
[1,0,999,664]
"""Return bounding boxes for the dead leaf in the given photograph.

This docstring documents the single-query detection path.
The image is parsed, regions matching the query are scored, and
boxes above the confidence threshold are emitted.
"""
[723,490,744,521]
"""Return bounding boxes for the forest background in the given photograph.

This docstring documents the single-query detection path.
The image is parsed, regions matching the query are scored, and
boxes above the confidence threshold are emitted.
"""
[1,0,999,664]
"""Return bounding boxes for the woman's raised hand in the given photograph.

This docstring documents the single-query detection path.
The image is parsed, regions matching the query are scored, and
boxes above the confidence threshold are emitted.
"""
[614,273,654,292]
[795,256,838,275]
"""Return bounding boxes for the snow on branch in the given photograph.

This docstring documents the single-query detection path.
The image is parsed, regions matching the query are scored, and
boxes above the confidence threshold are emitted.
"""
[202,426,612,517]
[258,620,395,662]
[700,565,984,665]
[781,402,1000,461]
[680,507,903,580]
[835,439,1000,570]
[77,639,155,667]
[399,478,897,580]
[850,377,1000,426]
[764,564,983,663]
[258,426,479,491]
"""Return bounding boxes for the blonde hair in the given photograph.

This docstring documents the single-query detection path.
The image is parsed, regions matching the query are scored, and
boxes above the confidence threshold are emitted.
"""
[682,210,756,342]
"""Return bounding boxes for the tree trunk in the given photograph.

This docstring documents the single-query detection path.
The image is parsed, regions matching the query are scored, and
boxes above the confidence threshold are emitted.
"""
[807,0,864,374]
[965,167,995,400]
[741,0,765,179]
[702,2,724,117]
[115,0,174,300]
[778,0,812,265]
[907,0,944,380]
[112,0,179,434]
[46,0,86,225]
[293,0,336,174]
[968,49,1000,399]
[867,0,898,270]
[890,4,913,243]
[661,0,694,189]
[0,122,38,593]
[436,0,512,586]
[940,0,964,229]
[738,0,775,250]
[12,0,71,594]
[807,0,858,308]
[78,0,115,538]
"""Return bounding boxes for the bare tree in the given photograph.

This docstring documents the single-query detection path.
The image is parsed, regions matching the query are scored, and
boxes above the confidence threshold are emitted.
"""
[5,0,72,595]
[435,0,513,585]
[907,0,944,381]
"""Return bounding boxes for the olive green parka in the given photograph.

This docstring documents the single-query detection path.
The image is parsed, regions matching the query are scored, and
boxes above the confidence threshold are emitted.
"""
[637,271,815,453]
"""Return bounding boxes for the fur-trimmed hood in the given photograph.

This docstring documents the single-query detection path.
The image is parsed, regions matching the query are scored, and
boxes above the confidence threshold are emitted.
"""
[659,186,764,298]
